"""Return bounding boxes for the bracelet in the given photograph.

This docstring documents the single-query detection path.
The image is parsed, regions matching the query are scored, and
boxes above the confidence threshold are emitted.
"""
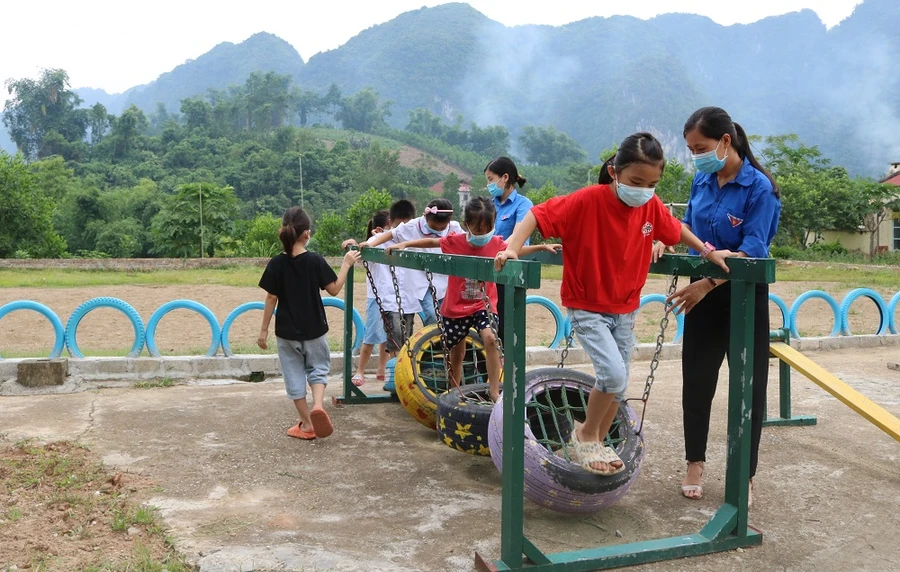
[700,241,715,258]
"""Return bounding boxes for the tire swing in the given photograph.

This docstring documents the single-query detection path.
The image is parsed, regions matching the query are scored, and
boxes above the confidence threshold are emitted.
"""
[392,269,489,430]
[436,280,504,456]
[487,274,678,513]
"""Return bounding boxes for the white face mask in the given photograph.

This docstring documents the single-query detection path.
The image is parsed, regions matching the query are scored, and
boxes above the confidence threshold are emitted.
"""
[614,178,655,207]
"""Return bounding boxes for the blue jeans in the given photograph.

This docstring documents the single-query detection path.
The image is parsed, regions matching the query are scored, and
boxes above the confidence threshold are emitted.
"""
[276,335,331,400]
[567,309,636,402]
[419,293,443,327]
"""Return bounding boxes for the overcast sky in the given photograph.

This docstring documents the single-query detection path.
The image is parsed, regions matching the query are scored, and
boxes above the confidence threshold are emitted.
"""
[0,0,864,104]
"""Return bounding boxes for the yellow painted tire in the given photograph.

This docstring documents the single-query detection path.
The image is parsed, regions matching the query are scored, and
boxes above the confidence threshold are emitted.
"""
[394,324,487,430]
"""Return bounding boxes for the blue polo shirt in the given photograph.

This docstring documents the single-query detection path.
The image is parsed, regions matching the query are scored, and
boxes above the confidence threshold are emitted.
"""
[683,158,781,258]
[493,189,534,242]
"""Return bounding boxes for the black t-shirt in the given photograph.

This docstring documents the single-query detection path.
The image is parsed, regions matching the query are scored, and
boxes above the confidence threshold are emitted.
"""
[258,252,338,341]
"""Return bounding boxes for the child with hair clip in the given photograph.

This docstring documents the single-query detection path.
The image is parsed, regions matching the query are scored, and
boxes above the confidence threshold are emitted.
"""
[387,197,559,402]
[362,198,462,327]
[495,132,734,475]
[258,206,360,440]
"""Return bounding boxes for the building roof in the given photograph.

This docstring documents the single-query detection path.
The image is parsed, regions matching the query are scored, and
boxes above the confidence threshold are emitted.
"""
[429,181,444,194]
[880,171,900,186]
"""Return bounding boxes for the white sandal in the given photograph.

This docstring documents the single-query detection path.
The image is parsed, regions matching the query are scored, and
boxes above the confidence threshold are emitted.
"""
[681,461,704,500]
[568,433,625,476]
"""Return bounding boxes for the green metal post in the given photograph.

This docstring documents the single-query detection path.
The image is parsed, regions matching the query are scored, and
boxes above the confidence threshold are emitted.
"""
[500,283,528,565]
[724,280,754,536]
[763,327,817,427]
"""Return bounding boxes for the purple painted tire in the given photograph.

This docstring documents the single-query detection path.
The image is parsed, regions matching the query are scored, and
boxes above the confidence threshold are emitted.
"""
[488,367,645,514]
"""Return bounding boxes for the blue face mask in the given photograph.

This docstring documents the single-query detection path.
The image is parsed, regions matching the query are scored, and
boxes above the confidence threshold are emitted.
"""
[615,179,655,208]
[466,229,495,247]
[424,223,447,236]
[487,182,504,198]
[692,140,727,174]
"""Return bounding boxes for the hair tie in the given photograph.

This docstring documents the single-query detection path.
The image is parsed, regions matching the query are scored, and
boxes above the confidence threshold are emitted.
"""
[424,206,454,215]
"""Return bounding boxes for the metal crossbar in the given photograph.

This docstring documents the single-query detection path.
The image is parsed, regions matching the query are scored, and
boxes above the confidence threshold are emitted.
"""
[338,247,776,570]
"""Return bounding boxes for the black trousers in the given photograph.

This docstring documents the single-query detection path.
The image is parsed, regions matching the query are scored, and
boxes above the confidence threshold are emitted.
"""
[496,284,506,345]
[681,280,769,478]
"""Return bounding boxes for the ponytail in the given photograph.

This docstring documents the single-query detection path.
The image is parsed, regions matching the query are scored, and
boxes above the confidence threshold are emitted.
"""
[515,174,527,188]
[598,156,615,184]
[733,123,779,198]
[279,206,311,253]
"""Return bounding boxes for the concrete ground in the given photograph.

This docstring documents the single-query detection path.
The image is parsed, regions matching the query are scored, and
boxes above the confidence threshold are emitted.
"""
[1,347,898,572]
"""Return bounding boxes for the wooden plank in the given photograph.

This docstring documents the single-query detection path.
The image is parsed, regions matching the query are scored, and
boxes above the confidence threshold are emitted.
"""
[770,342,900,442]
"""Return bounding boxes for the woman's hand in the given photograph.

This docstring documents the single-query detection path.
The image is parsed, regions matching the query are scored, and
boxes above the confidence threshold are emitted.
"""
[652,241,675,263]
[494,249,518,271]
[342,249,361,267]
[341,238,358,249]
[666,280,715,315]
[385,243,405,254]
[707,249,735,272]
[257,330,268,350]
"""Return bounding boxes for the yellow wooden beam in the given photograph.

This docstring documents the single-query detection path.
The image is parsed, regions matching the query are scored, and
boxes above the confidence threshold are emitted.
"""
[769,342,900,442]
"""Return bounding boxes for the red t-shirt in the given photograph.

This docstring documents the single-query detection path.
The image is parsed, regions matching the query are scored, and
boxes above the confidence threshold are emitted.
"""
[439,233,508,318]
[532,185,682,314]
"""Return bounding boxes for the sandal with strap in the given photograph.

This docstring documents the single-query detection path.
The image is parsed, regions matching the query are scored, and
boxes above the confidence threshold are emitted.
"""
[568,433,625,476]
[352,374,365,387]
[681,461,704,500]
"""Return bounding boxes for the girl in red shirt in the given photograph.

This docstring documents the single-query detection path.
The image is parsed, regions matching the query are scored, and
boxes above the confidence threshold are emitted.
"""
[387,197,557,402]
[496,132,732,475]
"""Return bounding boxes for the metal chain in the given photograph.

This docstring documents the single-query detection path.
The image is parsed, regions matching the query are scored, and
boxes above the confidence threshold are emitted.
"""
[630,272,678,434]
[425,269,456,391]
[479,281,505,361]
[557,320,576,368]
[389,263,415,365]
[363,260,400,353]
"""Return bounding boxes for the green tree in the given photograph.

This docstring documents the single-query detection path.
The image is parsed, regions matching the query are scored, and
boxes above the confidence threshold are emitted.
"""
[0,152,66,257]
[95,218,143,257]
[655,160,692,204]
[2,69,87,161]
[345,188,393,241]
[240,213,281,257]
[526,180,559,244]
[847,179,900,256]
[406,108,445,139]
[151,183,239,257]
[309,211,346,256]
[519,126,587,166]
[110,105,149,159]
[337,88,392,133]
[324,84,343,127]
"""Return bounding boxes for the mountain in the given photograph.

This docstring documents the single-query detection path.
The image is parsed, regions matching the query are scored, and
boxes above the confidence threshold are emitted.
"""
[63,0,900,176]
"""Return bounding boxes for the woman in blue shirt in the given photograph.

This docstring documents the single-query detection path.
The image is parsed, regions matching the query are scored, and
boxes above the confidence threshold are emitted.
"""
[663,107,781,506]
[485,157,534,344]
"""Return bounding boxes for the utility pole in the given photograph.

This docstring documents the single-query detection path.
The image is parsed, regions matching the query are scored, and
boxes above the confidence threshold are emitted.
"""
[199,182,205,258]
[299,153,304,209]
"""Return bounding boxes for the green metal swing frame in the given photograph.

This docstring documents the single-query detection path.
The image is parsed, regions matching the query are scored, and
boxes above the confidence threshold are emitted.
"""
[339,247,775,570]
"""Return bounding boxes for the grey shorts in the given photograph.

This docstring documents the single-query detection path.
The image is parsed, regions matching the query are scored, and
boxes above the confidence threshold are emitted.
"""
[385,312,415,353]
[276,335,331,400]
[567,309,636,402]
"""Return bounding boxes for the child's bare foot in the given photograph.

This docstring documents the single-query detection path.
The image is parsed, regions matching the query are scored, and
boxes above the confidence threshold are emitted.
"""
[681,461,704,499]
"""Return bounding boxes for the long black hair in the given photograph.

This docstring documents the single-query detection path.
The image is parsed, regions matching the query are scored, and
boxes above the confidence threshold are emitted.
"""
[598,132,665,185]
[463,196,496,231]
[366,209,389,238]
[683,106,779,198]
[485,156,527,189]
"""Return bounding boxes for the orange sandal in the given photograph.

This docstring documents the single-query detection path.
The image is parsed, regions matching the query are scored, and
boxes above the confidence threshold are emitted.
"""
[310,407,334,438]
[287,423,316,440]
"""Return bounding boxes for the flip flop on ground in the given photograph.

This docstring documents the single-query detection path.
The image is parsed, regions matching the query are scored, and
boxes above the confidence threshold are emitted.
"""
[567,432,625,476]
[310,406,334,438]
[287,422,316,440]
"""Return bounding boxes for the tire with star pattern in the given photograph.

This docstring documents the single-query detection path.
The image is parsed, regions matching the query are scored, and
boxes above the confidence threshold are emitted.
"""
[437,383,495,456]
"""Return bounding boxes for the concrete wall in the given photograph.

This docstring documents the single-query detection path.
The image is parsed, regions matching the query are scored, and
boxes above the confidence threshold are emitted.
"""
[0,257,346,270]
[2,335,897,395]
[813,210,898,252]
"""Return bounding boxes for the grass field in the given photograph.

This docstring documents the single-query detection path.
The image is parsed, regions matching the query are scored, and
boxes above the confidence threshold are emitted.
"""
[1,261,898,289]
